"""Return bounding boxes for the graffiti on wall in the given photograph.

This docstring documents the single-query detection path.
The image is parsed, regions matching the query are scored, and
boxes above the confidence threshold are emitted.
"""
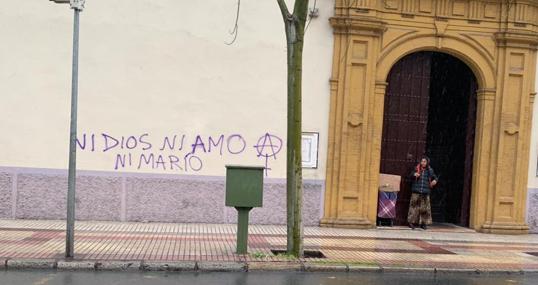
[76,133,283,176]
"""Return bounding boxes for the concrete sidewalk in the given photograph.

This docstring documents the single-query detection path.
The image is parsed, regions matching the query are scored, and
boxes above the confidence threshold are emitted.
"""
[1,219,538,273]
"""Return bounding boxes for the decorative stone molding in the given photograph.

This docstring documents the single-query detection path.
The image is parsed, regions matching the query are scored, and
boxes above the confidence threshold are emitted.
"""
[347,113,363,127]
[330,16,387,36]
[504,122,520,135]
[434,21,449,36]
[495,31,538,49]
[335,0,538,26]
[329,78,339,92]
[476,88,496,101]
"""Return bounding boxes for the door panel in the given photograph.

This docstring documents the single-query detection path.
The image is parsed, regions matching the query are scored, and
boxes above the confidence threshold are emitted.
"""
[380,52,432,226]
[461,79,477,226]
[426,53,477,225]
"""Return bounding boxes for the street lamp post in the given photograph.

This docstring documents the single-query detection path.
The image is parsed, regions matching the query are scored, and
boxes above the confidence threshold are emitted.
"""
[49,0,85,259]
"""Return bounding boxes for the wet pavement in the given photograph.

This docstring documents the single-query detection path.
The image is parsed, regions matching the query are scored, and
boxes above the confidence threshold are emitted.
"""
[1,219,538,271]
[1,271,537,285]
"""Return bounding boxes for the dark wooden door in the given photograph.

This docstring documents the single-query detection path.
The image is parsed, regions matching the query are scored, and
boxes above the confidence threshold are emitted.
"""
[460,79,477,226]
[426,53,477,225]
[380,52,477,226]
[380,52,432,226]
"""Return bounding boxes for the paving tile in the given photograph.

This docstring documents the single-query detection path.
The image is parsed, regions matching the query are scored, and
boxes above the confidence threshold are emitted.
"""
[1,219,538,271]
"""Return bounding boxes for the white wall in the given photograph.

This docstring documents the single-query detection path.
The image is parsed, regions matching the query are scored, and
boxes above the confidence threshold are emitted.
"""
[0,0,334,180]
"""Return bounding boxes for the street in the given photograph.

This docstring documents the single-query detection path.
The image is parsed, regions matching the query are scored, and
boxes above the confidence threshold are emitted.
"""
[0,271,537,285]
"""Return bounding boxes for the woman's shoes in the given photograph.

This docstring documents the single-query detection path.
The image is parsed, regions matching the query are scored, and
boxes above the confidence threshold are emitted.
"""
[420,224,427,230]
[408,223,415,230]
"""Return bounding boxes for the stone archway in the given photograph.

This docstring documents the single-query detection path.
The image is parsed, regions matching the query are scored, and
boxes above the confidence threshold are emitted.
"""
[321,0,538,234]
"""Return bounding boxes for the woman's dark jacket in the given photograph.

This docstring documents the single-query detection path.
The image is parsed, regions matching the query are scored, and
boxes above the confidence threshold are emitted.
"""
[410,166,438,195]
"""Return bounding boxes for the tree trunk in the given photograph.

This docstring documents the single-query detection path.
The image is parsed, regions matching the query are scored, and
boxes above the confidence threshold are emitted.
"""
[277,0,308,257]
[285,21,304,257]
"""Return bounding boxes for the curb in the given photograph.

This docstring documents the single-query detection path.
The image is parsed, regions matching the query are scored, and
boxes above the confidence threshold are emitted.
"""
[434,267,480,274]
[2,259,538,275]
[95,260,141,271]
[434,268,531,275]
[6,259,57,270]
[471,268,525,275]
[197,261,246,272]
[141,261,196,271]
[57,260,95,271]
[303,262,348,272]
[381,266,436,274]
[347,264,382,272]
[247,262,303,272]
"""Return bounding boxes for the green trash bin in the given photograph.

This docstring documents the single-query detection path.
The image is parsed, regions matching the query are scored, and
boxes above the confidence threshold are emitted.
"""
[225,165,264,254]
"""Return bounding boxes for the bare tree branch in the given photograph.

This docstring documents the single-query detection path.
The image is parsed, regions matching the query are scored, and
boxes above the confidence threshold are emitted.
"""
[276,0,291,20]
[225,0,241,45]
[304,0,317,33]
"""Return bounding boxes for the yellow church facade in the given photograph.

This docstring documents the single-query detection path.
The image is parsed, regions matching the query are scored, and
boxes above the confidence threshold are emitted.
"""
[322,0,538,234]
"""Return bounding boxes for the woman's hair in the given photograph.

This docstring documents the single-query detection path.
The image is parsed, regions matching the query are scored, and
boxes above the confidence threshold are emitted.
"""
[420,156,430,165]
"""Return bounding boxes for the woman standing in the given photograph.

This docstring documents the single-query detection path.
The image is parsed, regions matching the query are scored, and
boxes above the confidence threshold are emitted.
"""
[408,156,438,230]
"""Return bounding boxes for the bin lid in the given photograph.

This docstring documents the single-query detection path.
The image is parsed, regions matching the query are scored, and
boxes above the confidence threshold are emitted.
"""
[225,165,265,170]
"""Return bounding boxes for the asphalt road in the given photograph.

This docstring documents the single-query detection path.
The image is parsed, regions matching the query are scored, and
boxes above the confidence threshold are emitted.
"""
[0,271,537,285]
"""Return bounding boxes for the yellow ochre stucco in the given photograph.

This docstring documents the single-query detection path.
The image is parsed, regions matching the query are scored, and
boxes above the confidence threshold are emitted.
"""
[322,0,538,234]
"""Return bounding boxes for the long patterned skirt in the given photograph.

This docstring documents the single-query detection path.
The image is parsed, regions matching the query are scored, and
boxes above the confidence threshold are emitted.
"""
[407,193,432,225]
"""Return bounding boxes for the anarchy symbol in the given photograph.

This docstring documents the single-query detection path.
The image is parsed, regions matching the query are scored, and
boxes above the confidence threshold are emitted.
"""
[254,133,283,176]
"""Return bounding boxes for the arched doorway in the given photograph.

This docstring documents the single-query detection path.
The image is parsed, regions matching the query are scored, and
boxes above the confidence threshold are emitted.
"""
[379,51,477,227]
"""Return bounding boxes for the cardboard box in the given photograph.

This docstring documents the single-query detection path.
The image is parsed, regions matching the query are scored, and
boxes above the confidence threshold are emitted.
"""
[379,173,401,192]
